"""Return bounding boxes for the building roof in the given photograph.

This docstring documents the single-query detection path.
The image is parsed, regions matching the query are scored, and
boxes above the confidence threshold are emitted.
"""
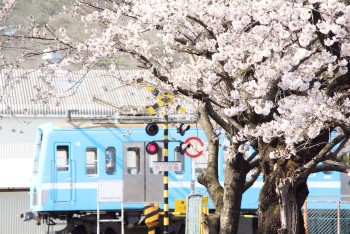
[0,69,193,119]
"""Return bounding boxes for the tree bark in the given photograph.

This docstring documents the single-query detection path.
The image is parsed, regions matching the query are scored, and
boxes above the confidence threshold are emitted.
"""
[220,152,249,234]
[259,173,308,234]
[197,104,251,234]
[258,173,281,234]
[258,143,309,234]
[276,179,299,234]
[197,104,223,234]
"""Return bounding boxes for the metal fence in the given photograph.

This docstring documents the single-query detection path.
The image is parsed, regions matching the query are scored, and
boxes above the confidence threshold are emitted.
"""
[303,198,350,234]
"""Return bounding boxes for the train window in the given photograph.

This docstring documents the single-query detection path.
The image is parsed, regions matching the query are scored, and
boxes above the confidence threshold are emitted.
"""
[174,147,184,174]
[127,148,140,174]
[86,148,98,175]
[149,150,163,174]
[33,129,43,173]
[56,145,69,171]
[106,147,116,175]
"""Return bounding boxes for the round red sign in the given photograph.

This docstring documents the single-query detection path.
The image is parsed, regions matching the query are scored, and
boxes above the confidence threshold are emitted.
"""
[184,137,204,158]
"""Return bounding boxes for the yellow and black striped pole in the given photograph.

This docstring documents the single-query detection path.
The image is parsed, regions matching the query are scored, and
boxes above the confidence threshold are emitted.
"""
[163,114,169,234]
[144,203,159,234]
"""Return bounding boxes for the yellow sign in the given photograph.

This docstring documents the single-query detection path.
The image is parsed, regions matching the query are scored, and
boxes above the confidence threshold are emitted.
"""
[174,196,208,214]
[146,86,186,114]
[175,199,187,214]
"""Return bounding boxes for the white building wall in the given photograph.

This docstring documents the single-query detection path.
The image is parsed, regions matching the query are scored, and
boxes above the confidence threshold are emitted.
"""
[0,117,65,234]
[0,117,63,188]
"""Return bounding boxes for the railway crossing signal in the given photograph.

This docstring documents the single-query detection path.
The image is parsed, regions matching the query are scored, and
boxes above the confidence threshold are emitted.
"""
[146,86,186,115]
[145,123,160,154]
[178,142,190,154]
[146,141,160,155]
[145,117,190,234]
[146,122,159,136]
[145,122,191,155]
[177,123,190,136]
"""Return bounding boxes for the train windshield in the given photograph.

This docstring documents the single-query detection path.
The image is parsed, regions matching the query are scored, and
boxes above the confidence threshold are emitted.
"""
[33,128,43,173]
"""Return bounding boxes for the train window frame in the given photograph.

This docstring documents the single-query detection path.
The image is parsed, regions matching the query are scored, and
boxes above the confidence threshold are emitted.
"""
[174,146,185,174]
[86,147,98,176]
[56,145,69,171]
[105,147,116,175]
[126,147,140,174]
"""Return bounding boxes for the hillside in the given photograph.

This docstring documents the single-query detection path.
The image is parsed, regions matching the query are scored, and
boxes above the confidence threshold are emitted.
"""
[1,0,140,69]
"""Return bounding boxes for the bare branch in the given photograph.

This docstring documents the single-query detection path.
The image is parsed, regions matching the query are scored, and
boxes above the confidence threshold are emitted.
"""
[297,134,346,178]
[244,166,261,192]
[313,160,350,174]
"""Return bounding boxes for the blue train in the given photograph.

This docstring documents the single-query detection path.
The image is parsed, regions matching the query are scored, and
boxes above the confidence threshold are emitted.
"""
[22,121,347,233]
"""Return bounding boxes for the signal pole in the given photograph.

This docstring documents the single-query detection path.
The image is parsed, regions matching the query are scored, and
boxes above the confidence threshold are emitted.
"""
[163,114,169,234]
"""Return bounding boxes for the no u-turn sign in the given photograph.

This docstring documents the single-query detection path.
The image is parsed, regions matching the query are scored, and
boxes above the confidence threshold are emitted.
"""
[184,137,204,158]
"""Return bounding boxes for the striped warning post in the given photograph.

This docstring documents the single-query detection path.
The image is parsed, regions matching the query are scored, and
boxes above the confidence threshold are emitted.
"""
[144,203,159,234]
[163,117,169,234]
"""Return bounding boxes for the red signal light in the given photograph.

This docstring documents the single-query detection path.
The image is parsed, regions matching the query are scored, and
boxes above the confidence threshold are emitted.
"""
[146,142,159,155]
[146,123,159,136]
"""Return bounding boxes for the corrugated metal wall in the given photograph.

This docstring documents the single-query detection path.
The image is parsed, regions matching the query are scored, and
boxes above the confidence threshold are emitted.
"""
[0,191,65,234]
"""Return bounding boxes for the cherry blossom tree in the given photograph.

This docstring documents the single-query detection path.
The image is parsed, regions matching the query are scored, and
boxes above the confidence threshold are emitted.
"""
[2,0,350,233]
[0,0,15,23]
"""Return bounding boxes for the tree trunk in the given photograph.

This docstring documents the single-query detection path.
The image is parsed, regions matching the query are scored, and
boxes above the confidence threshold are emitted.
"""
[258,173,281,234]
[277,177,309,234]
[207,213,221,234]
[197,104,224,234]
[197,104,252,234]
[219,151,250,234]
[258,144,308,234]
[276,178,299,234]
[259,173,308,234]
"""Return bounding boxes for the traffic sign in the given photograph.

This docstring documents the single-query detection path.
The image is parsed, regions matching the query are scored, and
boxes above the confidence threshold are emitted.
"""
[146,86,186,114]
[153,161,182,171]
[184,137,204,158]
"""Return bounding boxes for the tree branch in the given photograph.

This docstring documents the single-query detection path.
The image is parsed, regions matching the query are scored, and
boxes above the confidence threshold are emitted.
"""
[244,166,261,192]
[296,134,346,178]
[313,160,350,174]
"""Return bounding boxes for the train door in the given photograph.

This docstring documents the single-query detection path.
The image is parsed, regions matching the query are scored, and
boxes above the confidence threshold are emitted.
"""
[123,142,163,203]
[54,143,73,203]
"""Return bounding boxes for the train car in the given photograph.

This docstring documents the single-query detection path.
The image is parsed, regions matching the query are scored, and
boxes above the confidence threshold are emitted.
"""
[23,121,226,234]
[22,121,350,233]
